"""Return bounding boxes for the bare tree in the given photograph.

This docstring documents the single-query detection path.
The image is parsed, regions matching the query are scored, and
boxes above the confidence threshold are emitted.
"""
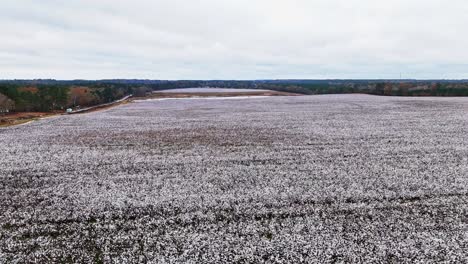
[0,93,15,114]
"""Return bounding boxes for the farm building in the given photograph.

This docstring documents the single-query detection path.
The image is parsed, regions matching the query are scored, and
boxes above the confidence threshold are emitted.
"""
[0,93,15,113]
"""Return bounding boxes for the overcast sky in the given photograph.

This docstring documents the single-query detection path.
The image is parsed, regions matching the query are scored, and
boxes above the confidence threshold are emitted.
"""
[1,0,467,80]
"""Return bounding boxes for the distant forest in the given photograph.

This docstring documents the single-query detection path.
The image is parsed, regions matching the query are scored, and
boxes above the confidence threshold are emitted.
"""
[1,79,468,112]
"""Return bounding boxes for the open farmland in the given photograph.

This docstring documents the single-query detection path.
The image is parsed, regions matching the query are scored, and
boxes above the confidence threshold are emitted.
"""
[153,88,272,93]
[149,88,297,100]
[1,94,468,262]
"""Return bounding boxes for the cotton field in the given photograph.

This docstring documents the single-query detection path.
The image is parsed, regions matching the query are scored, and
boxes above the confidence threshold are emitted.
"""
[152,88,271,93]
[1,94,468,263]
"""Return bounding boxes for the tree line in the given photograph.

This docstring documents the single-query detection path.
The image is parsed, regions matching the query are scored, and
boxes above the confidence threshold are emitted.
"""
[0,83,143,112]
[2,79,468,112]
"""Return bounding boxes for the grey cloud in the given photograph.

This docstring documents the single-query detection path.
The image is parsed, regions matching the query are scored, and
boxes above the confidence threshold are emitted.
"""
[1,0,467,79]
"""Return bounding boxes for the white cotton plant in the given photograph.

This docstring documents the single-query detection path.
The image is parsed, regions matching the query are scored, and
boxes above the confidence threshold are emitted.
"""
[1,94,468,262]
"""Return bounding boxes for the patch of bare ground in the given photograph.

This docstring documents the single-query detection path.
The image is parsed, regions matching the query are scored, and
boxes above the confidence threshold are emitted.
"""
[0,112,58,127]
[1,97,134,127]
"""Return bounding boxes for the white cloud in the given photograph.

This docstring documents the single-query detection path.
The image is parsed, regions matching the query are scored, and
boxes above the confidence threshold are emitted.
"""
[1,0,467,79]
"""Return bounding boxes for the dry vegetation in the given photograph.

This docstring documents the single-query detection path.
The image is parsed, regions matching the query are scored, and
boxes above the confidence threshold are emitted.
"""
[0,112,56,127]
[1,94,468,262]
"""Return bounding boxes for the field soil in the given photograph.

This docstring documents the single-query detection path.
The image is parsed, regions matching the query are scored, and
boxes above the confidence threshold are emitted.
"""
[0,112,56,127]
[1,96,133,127]
[1,94,468,262]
